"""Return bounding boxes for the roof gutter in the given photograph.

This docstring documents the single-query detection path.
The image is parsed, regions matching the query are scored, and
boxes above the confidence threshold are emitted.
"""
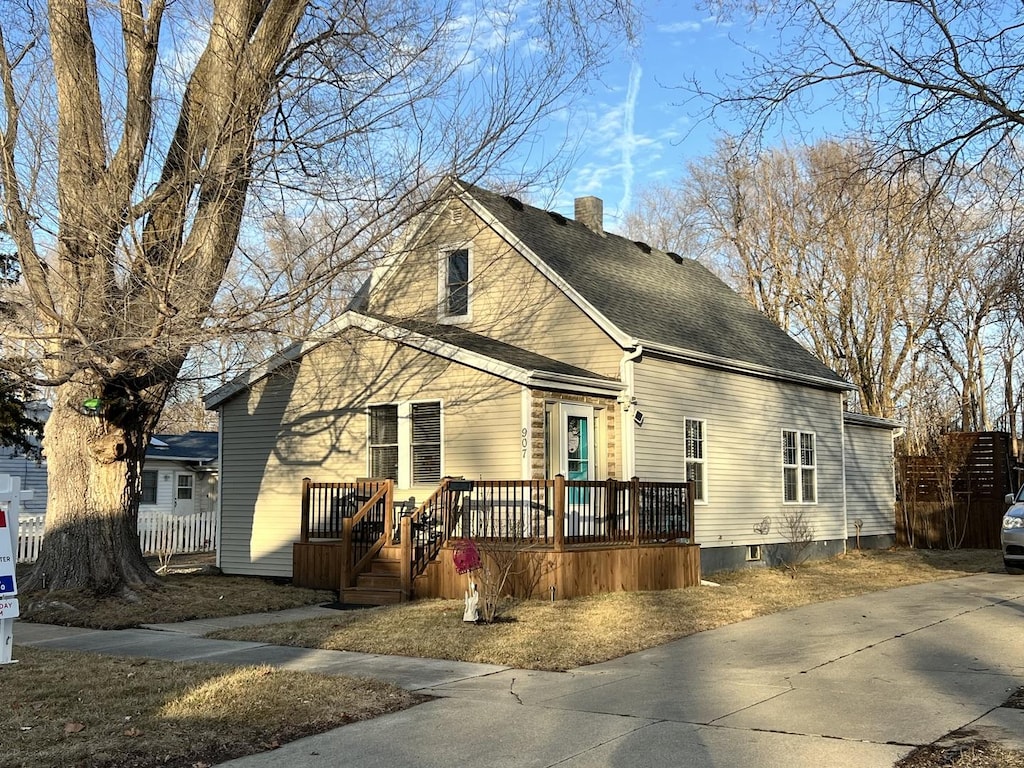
[526,370,625,396]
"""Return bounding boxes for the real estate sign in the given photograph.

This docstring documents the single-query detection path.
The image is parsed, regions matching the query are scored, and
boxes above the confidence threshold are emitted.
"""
[0,504,16,596]
[0,474,31,664]
[0,597,18,620]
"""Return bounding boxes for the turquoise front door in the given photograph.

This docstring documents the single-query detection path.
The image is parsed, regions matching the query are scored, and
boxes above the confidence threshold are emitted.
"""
[561,405,594,510]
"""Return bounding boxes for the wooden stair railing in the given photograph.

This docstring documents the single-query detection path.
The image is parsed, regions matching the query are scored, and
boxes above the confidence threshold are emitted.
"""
[340,480,393,590]
[400,480,448,597]
[396,478,474,596]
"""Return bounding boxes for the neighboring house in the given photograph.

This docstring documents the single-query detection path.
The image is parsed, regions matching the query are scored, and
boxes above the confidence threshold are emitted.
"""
[0,401,48,516]
[843,412,900,549]
[140,432,219,519]
[205,178,899,583]
[1,427,218,518]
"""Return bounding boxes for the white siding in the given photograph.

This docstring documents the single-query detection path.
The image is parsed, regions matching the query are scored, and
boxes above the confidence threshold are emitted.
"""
[218,328,526,578]
[844,421,896,537]
[139,461,177,516]
[632,356,847,548]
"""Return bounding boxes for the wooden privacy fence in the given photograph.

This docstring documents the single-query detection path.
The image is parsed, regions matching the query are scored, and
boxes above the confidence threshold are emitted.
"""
[896,431,1015,549]
[16,509,217,563]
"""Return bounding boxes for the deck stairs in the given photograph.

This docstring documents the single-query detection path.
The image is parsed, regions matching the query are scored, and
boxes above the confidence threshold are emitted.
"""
[341,544,408,606]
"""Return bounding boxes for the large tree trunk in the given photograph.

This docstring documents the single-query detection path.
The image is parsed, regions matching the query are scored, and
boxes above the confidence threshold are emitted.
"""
[22,384,160,593]
[10,1,307,595]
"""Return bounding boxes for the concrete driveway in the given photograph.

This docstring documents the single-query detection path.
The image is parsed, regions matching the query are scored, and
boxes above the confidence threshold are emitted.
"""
[215,573,1024,768]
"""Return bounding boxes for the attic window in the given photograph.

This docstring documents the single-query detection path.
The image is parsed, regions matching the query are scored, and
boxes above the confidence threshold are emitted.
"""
[547,210,567,225]
[438,244,472,322]
[502,195,524,211]
[667,251,684,264]
[634,240,652,254]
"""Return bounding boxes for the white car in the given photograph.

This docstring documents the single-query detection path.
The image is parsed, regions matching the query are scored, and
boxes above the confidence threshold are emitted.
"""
[1002,491,1024,573]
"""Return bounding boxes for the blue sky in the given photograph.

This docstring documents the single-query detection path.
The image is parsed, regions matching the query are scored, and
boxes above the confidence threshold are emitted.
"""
[541,3,776,228]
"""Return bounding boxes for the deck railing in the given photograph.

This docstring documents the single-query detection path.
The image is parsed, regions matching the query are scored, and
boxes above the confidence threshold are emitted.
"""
[300,478,392,541]
[431,477,693,548]
[300,478,394,588]
[300,476,694,595]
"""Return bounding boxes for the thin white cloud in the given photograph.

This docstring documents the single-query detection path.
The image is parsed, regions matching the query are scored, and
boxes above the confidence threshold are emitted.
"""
[618,61,643,214]
[657,21,702,33]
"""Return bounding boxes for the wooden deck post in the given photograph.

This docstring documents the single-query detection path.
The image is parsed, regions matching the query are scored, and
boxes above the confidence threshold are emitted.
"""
[630,476,640,546]
[553,474,565,552]
[300,477,311,543]
[340,517,353,589]
[400,515,413,599]
[383,479,395,543]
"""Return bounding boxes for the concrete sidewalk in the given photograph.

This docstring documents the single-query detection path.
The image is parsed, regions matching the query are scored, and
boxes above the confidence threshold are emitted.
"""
[14,573,1024,767]
[15,610,510,691]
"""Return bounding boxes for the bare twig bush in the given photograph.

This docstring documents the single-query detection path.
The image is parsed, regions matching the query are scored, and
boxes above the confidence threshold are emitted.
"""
[471,537,556,623]
[767,510,816,573]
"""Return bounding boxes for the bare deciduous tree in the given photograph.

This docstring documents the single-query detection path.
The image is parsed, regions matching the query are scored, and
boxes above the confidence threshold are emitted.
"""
[0,0,635,594]
[696,0,1024,175]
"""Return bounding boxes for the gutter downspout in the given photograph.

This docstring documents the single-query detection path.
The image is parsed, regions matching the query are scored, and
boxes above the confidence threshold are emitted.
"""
[619,344,643,479]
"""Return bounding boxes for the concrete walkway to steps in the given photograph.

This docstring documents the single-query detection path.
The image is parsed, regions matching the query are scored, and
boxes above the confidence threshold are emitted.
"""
[15,573,1024,768]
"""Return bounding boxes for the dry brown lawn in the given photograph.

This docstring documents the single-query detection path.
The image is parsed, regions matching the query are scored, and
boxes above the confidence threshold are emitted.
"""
[17,555,333,629]
[2,647,421,768]
[897,740,1024,768]
[210,548,1005,671]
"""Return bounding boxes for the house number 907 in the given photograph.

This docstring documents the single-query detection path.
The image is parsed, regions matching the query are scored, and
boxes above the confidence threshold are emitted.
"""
[521,428,529,458]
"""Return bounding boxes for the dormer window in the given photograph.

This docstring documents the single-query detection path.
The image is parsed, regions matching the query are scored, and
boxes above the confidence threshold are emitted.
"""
[439,245,471,321]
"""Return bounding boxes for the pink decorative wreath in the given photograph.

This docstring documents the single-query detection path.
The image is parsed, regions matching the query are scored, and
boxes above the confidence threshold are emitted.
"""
[451,538,482,574]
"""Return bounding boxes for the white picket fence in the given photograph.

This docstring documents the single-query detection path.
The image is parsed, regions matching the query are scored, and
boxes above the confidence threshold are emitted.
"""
[16,510,217,563]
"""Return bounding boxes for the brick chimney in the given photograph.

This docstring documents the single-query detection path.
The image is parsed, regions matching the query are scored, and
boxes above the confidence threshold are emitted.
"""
[575,196,604,236]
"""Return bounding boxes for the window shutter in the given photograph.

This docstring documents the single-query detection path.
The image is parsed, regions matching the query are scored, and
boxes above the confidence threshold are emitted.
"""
[411,402,441,484]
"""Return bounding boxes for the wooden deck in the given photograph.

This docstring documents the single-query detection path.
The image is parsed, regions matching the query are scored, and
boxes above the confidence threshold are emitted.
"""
[292,476,701,601]
[413,540,700,599]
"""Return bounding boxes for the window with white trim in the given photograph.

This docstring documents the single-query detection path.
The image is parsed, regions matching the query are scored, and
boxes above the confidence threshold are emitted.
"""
[368,401,442,485]
[782,430,816,503]
[684,418,706,503]
[176,474,194,500]
[439,246,471,320]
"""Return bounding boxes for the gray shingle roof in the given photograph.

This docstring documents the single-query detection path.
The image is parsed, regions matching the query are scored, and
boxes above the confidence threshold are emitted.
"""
[368,313,614,381]
[462,182,849,388]
[147,431,218,463]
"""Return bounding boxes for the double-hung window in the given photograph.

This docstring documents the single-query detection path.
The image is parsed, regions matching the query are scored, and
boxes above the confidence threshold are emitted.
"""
[684,418,706,503]
[439,246,471,320]
[368,401,442,485]
[140,470,158,505]
[782,430,816,503]
[369,405,400,481]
